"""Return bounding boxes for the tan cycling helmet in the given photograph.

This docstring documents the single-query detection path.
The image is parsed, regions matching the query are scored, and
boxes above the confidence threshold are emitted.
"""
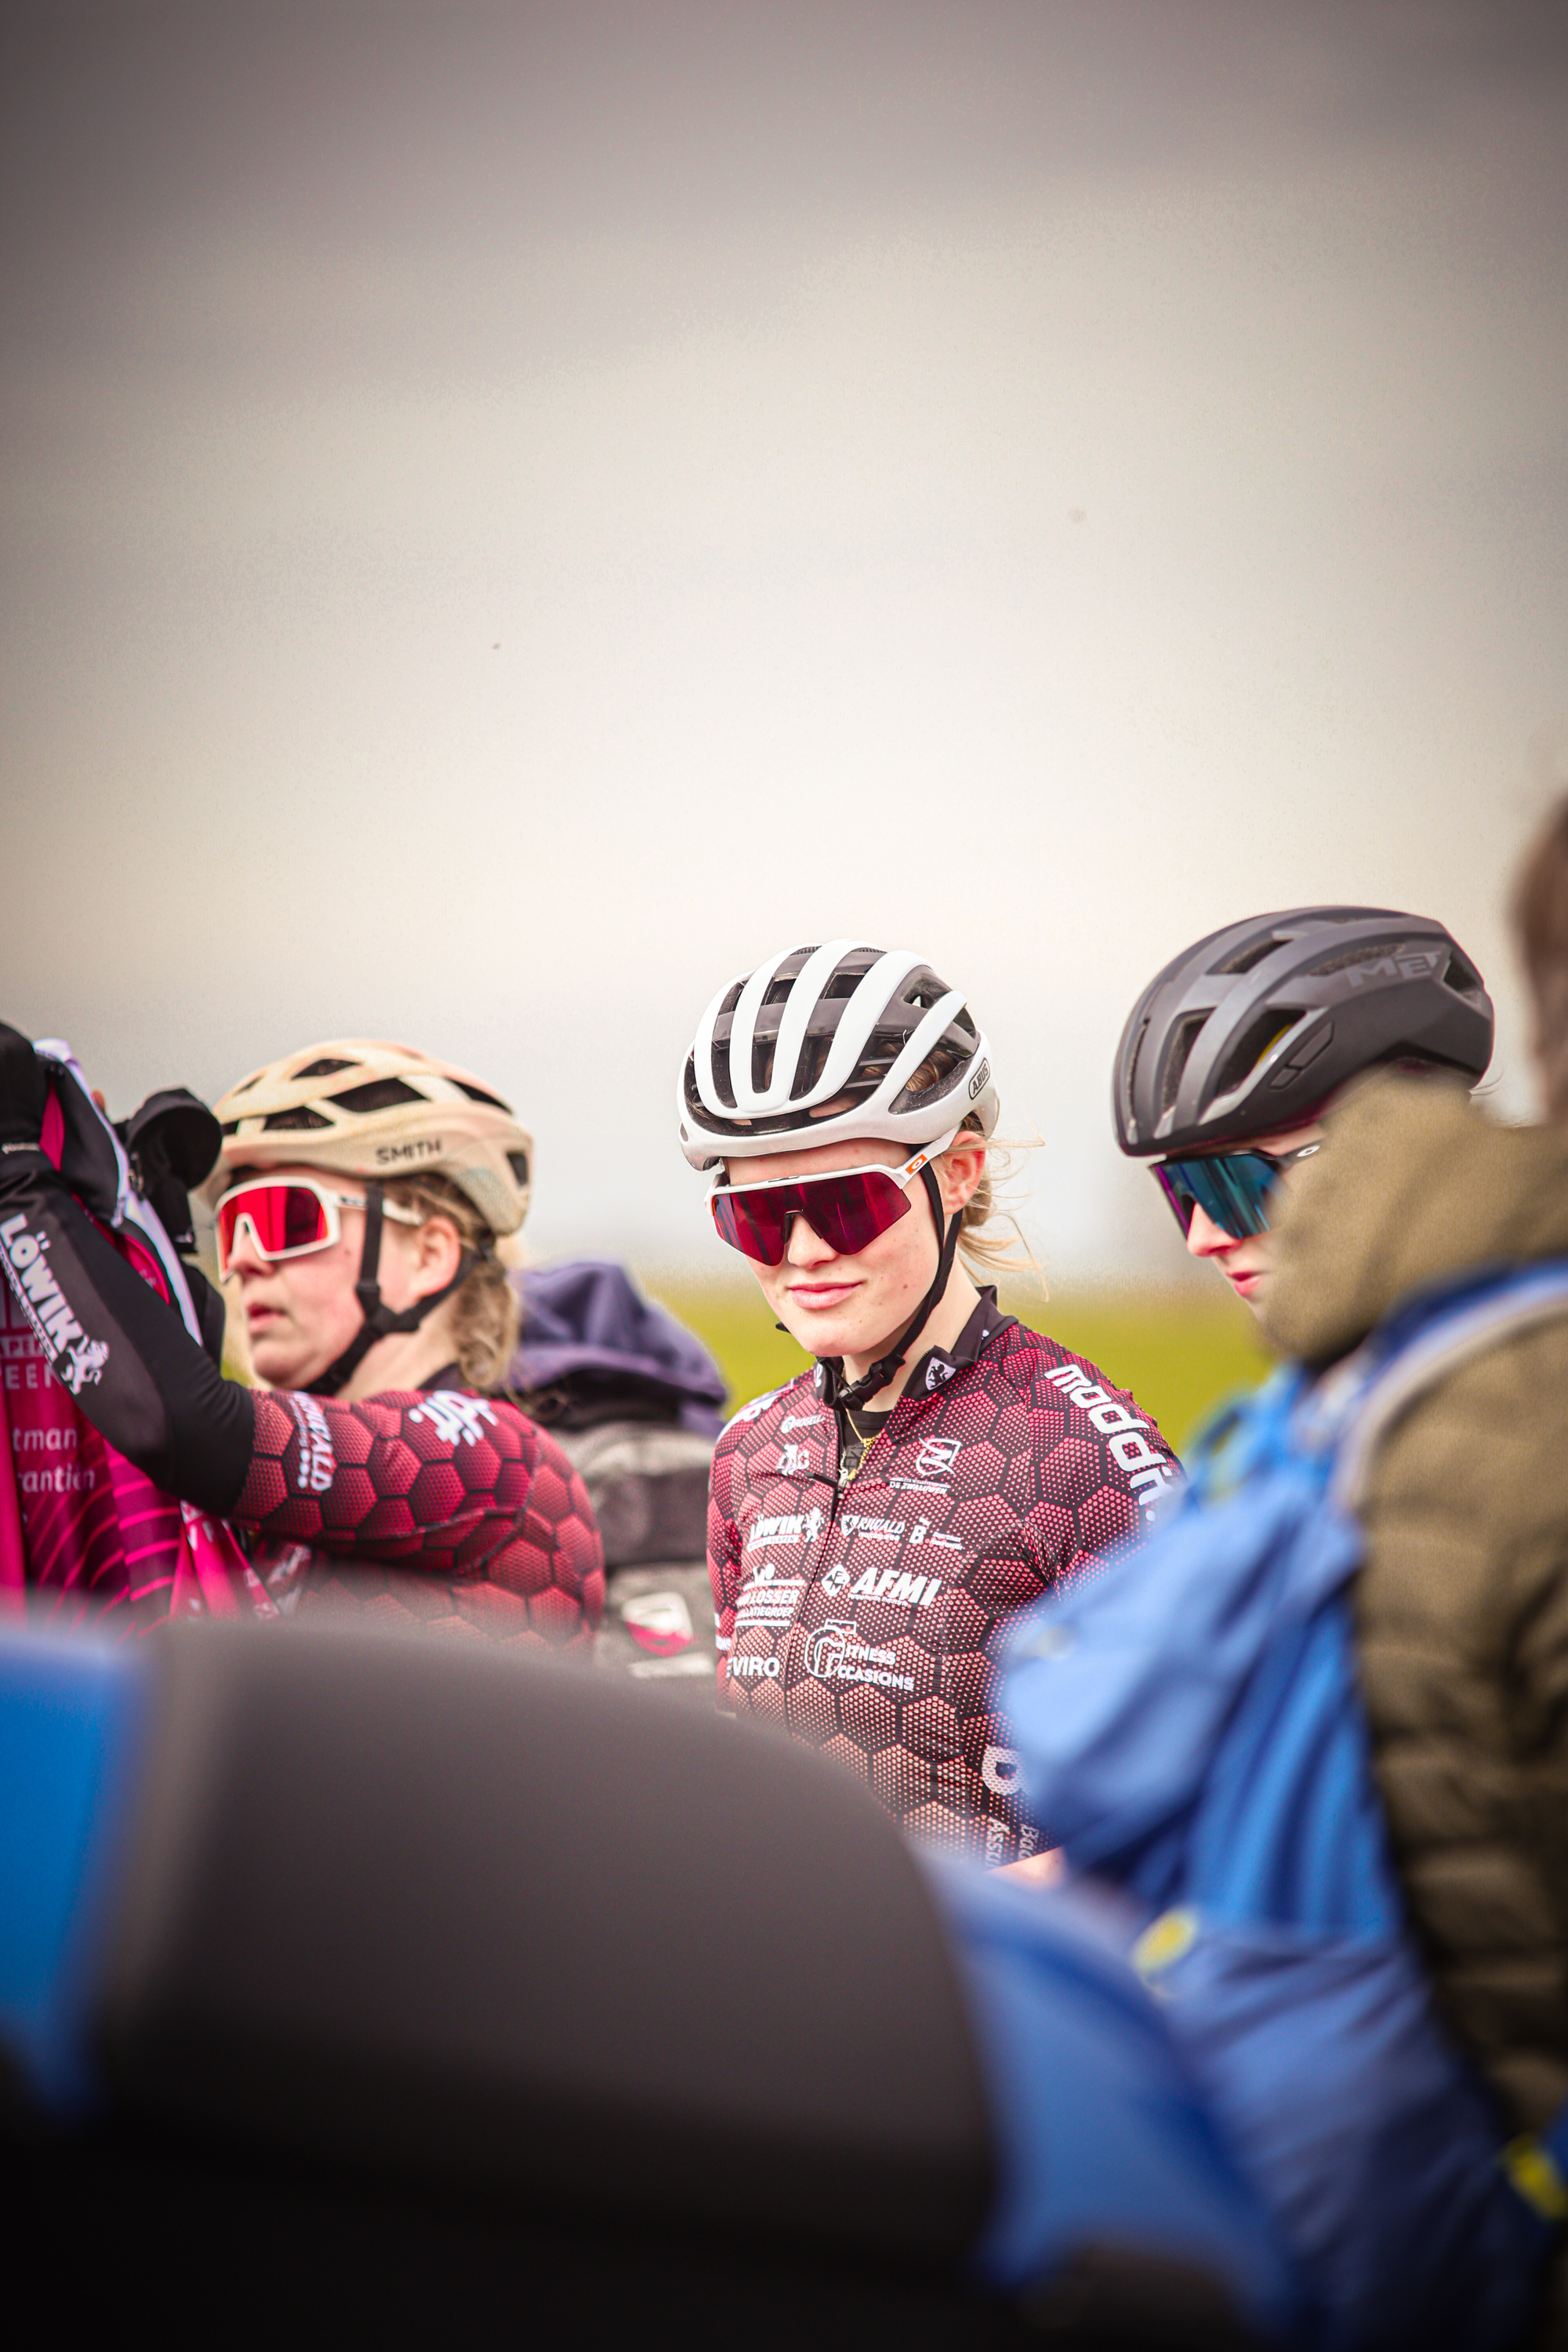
[215,1039,532,1236]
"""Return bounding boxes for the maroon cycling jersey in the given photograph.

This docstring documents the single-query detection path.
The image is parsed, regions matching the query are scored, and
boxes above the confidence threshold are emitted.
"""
[707,1293,1178,1867]
[235,1385,604,1646]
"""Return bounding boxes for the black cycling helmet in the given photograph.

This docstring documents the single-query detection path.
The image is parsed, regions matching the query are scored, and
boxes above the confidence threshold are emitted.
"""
[1113,906,1494,1157]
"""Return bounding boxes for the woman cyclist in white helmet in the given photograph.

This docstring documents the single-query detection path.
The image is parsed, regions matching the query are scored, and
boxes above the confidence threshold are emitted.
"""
[0,1028,604,1645]
[678,942,1177,1867]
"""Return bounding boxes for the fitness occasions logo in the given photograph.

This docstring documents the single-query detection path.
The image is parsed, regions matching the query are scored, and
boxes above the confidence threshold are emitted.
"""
[803,1621,915,1696]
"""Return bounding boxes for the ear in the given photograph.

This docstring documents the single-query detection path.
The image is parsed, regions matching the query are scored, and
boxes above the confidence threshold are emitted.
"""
[405,1212,464,1301]
[935,1140,986,1214]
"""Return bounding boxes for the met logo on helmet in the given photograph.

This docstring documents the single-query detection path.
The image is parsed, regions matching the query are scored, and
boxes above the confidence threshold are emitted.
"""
[1345,949,1442,986]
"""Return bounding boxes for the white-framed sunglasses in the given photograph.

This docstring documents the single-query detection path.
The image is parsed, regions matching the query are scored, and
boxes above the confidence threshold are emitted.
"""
[214,1176,421,1278]
[708,1127,960,1266]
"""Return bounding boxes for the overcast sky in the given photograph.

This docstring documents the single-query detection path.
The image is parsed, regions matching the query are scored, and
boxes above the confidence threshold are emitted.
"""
[3,1,1566,1279]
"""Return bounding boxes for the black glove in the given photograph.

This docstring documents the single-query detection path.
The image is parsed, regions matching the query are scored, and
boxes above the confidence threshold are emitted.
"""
[0,1023,48,1155]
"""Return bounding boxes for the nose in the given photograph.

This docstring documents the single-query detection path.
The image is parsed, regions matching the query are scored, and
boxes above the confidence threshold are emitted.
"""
[1185,1203,1239,1261]
[784,1210,837,1268]
[224,1215,270,1279]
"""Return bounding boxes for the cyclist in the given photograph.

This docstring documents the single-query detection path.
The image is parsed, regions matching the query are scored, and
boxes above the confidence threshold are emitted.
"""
[1111,906,1494,1310]
[678,939,1178,1866]
[0,1028,604,1644]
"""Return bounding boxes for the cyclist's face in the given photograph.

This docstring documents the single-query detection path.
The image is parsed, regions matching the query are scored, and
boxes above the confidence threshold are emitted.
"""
[1178,1123,1324,1312]
[722,1135,985,1373]
[220,1163,438,1390]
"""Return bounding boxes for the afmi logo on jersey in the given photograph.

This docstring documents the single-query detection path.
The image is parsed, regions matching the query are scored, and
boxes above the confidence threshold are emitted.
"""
[0,1213,108,1395]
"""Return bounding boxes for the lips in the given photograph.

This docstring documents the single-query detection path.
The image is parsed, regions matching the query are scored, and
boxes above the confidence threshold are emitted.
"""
[789,1282,861,1310]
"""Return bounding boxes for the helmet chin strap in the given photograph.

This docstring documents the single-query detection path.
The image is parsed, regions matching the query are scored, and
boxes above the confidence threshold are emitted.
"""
[307,1182,476,1399]
[822,1165,962,1414]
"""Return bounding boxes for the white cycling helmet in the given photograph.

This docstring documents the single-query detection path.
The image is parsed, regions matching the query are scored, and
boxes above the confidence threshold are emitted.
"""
[677,941,999,1171]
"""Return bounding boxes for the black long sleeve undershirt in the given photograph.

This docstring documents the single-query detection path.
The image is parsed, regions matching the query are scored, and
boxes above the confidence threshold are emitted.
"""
[0,1151,253,1515]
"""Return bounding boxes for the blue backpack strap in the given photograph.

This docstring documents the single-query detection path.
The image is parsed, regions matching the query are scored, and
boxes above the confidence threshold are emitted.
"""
[1330,1258,1568,1515]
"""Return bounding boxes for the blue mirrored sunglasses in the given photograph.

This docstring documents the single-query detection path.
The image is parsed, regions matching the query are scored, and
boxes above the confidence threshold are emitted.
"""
[1152,1142,1321,1241]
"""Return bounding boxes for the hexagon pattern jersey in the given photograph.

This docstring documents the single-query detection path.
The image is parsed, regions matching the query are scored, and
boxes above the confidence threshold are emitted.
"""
[238,1387,605,1648]
[708,1293,1178,1866]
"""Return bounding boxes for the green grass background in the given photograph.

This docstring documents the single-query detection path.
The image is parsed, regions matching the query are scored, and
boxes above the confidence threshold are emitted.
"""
[641,1274,1273,1457]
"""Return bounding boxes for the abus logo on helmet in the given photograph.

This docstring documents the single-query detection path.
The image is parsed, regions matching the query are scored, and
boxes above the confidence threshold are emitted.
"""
[0,1213,107,1392]
[967,1057,991,1101]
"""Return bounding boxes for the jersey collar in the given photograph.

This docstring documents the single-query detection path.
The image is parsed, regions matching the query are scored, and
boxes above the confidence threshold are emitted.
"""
[813,1287,1014,1407]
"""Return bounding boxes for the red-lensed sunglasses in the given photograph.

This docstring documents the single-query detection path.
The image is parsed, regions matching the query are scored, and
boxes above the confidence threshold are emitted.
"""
[214,1178,419,1279]
[709,1131,958,1268]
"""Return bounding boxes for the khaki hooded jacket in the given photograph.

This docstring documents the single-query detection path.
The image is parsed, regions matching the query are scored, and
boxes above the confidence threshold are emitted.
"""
[1261,1074,1568,2138]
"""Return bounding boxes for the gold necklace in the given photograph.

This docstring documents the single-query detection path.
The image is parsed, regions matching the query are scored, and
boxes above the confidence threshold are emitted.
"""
[838,1405,878,1489]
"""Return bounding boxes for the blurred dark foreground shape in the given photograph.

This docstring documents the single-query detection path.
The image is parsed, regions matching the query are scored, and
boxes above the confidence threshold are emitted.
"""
[0,1619,1275,2349]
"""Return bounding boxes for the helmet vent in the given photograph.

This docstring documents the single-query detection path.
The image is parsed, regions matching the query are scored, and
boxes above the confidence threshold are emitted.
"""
[292,1057,359,1080]
[453,1079,513,1111]
[718,982,745,1018]
[1443,954,1483,999]
[328,1078,426,1114]
[229,1073,264,1096]
[1214,1011,1303,1098]
[1123,1015,1150,1112]
[1158,1013,1210,1119]
[891,1043,964,1113]
[506,1149,530,1187]
[262,1106,332,1131]
[1210,936,1282,977]
[762,977,794,1007]
[822,970,862,1000]
[1303,942,1402,979]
